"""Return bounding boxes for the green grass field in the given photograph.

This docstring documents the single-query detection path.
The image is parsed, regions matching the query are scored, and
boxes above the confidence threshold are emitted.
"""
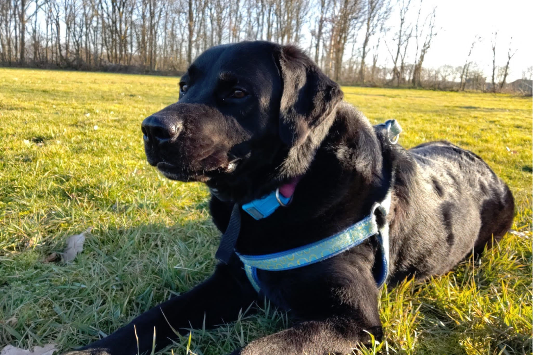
[0,68,531,354]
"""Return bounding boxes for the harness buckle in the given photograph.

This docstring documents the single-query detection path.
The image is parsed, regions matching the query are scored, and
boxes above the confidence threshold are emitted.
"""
[385,119,402,144]
[275,188,292,207]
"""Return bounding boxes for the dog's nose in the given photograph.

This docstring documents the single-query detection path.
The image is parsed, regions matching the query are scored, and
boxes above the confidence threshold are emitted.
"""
[141,115,182,145]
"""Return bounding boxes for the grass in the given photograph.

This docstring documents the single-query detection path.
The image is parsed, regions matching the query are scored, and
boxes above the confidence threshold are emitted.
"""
[0,68,531,354]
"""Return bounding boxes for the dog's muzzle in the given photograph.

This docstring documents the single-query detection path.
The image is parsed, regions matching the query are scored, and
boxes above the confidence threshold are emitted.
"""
[142,115,183,147]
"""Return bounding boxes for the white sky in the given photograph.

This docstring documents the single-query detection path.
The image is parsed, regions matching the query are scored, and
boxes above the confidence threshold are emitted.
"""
[407,0,532,81]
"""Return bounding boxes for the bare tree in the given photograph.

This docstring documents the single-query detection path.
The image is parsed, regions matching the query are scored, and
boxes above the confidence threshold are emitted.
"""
[358,0,390,83]
[524,66,533,81]
[411,4,436,87]
[499,37,516,91]
[0,0,15,63]
[490,31,497,92]
[312,0,330,64]
[386,0,412,86]
[438,64,454,89]
[369,36,381,83]
[459,35,480,91]
[19,0,27,63]
[187,0,194,65]
[328,0,363,82]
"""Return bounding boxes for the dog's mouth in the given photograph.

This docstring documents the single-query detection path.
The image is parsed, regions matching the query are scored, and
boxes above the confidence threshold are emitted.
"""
[156,159,240,182]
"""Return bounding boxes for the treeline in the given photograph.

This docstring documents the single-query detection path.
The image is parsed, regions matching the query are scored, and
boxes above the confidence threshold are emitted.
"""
[1,0,319,72]
[0,0,427,80]
[0,0,526,92]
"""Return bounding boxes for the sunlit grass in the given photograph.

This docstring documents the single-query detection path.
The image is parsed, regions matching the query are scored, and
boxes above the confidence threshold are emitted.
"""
[0,68,531,354]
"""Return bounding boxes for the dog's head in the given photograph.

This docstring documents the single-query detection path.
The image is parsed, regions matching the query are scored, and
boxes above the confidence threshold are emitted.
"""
[142,41,343,200]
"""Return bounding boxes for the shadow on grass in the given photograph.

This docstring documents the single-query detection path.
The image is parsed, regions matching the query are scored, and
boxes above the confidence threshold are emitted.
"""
[0,217,219,346]
[457,105,513,112]
[521,165,532,173]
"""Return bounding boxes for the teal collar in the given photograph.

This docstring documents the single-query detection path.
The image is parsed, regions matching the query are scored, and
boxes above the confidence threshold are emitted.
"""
[241,188,292,220]
[241,177,301,220]
[238,191,392,293]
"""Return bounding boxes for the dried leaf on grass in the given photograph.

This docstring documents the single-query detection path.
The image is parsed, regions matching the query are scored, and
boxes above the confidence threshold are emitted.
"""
[510,230,531,238]
[505,146,517,154]
[0,344,57,355]
[44,252,59,263]
[5,317,17,325]
[62,227,92,262]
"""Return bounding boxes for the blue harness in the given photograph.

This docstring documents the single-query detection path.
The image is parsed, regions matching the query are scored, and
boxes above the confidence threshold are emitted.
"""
[239,192,392,293]
[215,119,401,294]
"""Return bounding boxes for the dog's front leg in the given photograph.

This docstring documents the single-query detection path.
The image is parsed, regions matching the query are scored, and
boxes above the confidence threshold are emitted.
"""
[231,261,383,355]
[67,258,258,355]
[232,317,382,355]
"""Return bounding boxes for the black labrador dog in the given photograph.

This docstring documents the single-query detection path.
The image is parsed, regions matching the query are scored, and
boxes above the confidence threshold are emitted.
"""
[68,41,514,354]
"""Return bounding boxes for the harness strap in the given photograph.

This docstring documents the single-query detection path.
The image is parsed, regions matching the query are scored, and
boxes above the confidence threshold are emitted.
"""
[371,192,392,287]
[240,191,392,293]
[215,204,241,264]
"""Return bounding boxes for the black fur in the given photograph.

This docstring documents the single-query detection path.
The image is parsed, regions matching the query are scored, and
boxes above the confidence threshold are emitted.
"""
[66,41,514,355]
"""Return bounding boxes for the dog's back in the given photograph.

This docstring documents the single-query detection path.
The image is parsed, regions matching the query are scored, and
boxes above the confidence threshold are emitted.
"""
[411,140,514,248]
[386,140,514,284]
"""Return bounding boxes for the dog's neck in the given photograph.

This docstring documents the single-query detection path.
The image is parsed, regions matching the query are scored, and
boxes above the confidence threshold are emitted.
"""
[234,109,394,255]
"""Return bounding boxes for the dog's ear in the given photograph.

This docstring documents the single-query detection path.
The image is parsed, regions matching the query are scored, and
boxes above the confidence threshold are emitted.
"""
[277,45,343,147]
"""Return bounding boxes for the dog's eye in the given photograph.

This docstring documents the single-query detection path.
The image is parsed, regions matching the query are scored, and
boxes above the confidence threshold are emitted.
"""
[180,83,188,93]
[230,89,247,99]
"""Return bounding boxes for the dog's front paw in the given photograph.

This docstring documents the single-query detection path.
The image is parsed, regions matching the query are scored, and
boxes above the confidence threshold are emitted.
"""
[63,349,111,355]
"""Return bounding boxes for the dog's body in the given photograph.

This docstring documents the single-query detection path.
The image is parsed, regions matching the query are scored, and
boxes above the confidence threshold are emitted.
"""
[68,41,514,355]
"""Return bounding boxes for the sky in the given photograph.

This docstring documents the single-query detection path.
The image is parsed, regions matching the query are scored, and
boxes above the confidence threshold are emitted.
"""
[404,0,532,81]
